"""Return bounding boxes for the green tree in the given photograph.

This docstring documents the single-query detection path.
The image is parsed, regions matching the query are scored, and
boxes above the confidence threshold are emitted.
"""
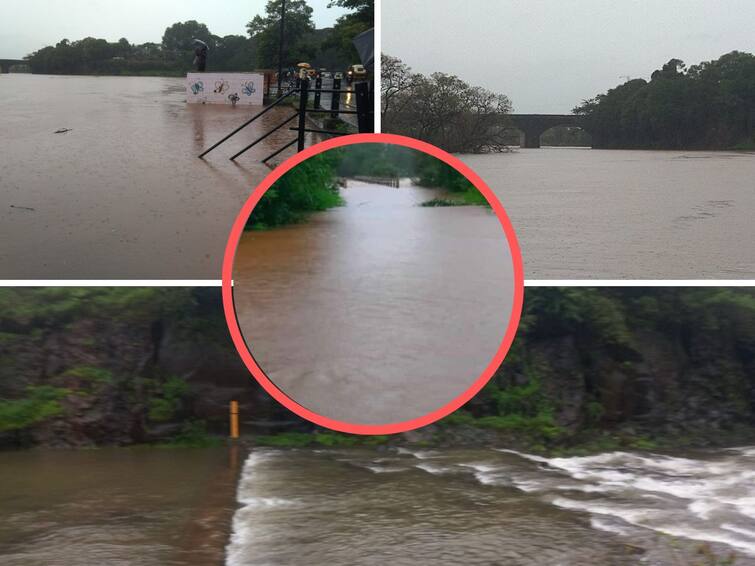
[326,0,374,63]
[382,55,512,153]
[162,20,215,52]
[574,51,755,149]
[246,0,315,69]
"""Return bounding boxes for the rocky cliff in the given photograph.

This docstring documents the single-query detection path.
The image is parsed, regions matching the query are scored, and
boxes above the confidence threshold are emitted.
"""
[1,288,753,449]
[0,288,296,448]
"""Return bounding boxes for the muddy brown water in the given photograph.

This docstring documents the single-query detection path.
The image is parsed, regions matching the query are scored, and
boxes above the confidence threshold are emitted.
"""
[2,445,752,565]
[233,181,516,425]
[228,446,755,566]
[0,446,241,566]
[0,74,315,279]
[462,148,755,279]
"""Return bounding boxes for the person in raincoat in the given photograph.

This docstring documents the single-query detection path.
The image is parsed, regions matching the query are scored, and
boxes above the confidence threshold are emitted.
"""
[193,39,208,72]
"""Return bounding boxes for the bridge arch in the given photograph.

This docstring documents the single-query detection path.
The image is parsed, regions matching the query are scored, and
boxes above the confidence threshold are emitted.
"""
[0,59,27,73]
[508,114,590,148]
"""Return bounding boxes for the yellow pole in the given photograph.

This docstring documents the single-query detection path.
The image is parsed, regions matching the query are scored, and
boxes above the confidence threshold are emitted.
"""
[230,401,239,440]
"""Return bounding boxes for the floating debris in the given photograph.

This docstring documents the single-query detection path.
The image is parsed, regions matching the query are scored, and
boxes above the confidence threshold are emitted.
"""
[54,128,72,134]
[10,205,36,212]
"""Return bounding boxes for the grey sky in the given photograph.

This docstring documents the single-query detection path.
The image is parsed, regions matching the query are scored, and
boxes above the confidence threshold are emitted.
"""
[1,0,348,59]
[382,0,755,113]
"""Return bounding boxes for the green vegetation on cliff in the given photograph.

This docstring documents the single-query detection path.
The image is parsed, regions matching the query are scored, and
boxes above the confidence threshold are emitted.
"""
[440,288,755,451]
[575,51,755,149]
[0,386,69,433]
[1,288,753,451]
[0,288,237,448]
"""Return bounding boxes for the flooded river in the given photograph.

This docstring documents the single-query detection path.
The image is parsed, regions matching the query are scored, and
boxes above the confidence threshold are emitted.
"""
[462,148,755,279]
[228,446,755,565]
[0,74,313,279]
[233,181,516,424]
[0,447,240,566]
[2,444,751,564]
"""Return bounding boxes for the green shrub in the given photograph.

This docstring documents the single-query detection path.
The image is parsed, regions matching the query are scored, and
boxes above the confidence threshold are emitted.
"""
[248,152,343,229]
[0,386,69,432]
[64,366,113,383]
[147,376,189,423]
[169,421,222,448]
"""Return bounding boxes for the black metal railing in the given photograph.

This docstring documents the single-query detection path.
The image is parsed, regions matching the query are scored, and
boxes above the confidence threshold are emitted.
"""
[198,78,374,164]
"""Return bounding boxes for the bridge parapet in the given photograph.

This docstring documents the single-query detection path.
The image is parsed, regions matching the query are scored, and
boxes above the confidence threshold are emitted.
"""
[509,114,587,148]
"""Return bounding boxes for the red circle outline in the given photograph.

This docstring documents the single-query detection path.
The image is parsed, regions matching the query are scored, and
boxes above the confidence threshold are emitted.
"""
[223,133,524,435]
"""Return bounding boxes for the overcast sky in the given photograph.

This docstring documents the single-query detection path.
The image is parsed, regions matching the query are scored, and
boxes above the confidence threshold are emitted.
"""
[383,0,755,113]
[1,0,348,59]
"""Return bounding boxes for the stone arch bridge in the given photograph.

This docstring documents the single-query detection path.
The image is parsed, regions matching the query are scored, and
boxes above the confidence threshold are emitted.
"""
[509,114,589,148]
[0,59,26,73]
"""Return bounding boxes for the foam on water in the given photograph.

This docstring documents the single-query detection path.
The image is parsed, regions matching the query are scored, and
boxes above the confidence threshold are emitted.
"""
[226,446,755,564]
[227,450,300,566]
[499,447,755,557]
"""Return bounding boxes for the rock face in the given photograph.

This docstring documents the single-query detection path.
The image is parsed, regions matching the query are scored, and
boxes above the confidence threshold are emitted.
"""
[0,288,298,448]
[0,288,753,448]
[473,289,755,443]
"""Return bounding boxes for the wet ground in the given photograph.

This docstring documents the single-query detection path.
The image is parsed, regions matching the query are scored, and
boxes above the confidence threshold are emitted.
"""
[0,74,315,279]
[228,446,755,566]
[462,148,755,279]
[233,181,516,425]
[0,446,241,566]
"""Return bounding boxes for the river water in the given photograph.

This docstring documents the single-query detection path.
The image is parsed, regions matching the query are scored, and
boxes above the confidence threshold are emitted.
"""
[2,445,751,564]
[233,181,516,425]
[462,148,755,279]
[0,74,312,279]
[228,446,755,565]
[0,447,240,566]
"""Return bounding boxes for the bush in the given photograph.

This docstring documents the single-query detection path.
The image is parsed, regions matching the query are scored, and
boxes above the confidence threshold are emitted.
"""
[0,386,69,433]
[247,153,343,229]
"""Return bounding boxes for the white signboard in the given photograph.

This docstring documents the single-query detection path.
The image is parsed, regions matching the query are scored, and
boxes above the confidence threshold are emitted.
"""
[186,73,265,106]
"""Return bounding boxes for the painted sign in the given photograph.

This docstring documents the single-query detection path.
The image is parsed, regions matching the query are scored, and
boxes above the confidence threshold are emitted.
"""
[186,73,265,106]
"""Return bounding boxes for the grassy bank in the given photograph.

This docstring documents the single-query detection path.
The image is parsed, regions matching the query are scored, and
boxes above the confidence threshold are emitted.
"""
[414,154,489,207]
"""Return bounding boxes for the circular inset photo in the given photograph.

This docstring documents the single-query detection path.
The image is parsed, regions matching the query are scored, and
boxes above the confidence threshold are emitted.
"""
[224,134,523,434]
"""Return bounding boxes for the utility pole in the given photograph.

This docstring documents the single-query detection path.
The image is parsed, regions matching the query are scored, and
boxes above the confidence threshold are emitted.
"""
[277,0,286,94]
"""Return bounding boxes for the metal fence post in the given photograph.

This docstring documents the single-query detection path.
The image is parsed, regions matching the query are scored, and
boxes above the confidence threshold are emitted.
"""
[331,77,341,119]
[356,81,374,133]
[314,76,322,109]
[297,79,310,152]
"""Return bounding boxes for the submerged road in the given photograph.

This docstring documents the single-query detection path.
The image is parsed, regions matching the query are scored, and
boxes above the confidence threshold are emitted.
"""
[233,180,516,425]
[0,74,316,279]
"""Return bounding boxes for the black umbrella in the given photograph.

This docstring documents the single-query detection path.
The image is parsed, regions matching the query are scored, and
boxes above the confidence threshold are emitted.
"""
[352,28,374,69]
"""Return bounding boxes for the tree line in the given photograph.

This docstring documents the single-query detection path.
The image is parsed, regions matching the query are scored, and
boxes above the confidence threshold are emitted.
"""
[381,54,513,153]
[247,143,484,228]
[575,51,755,149]
[24,0,372,76]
